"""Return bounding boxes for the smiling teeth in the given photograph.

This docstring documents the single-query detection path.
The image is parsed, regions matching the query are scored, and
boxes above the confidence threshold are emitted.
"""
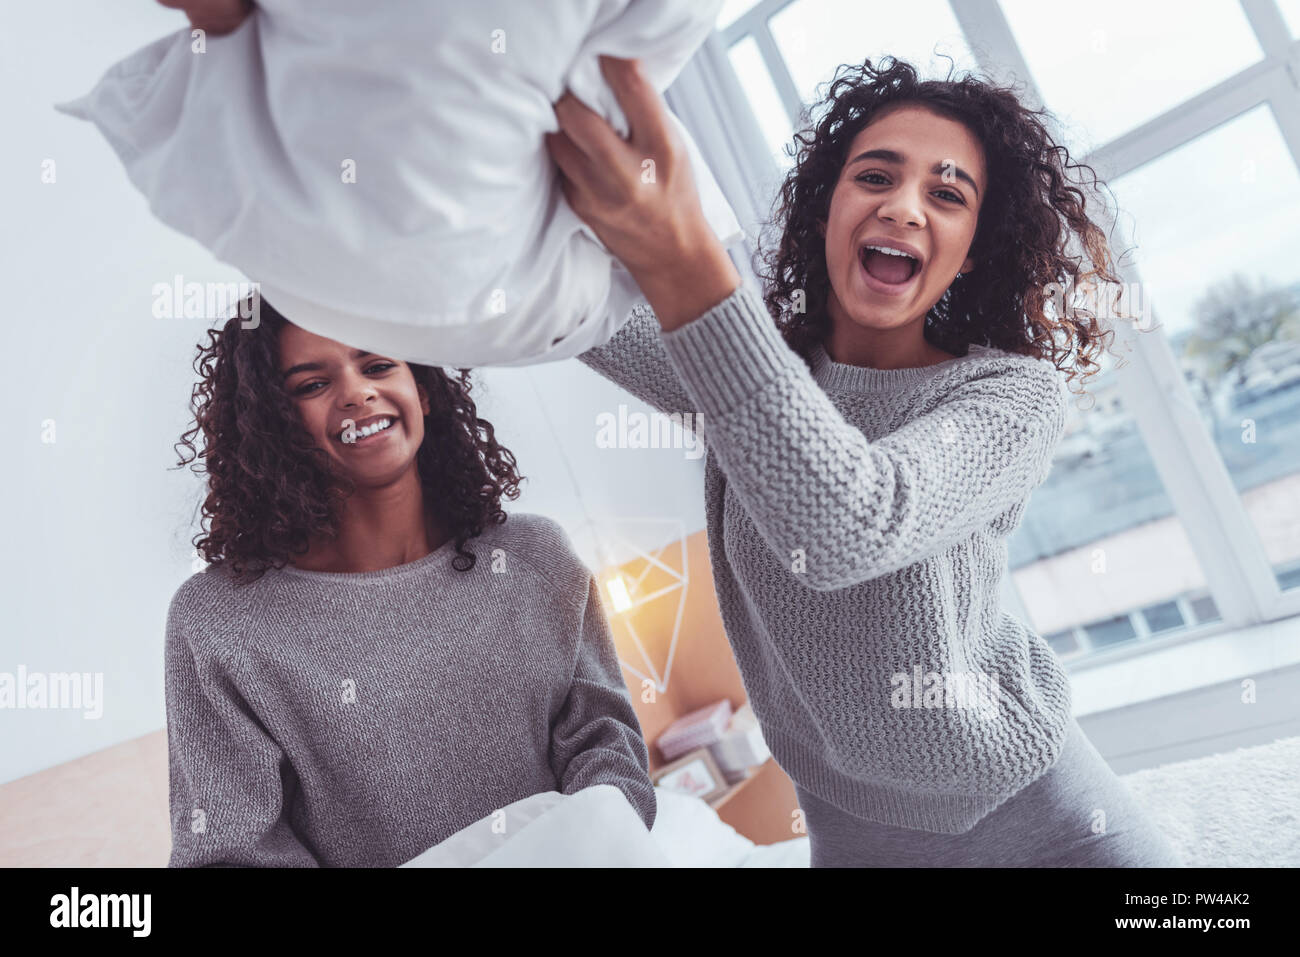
[864,244,916,260]
[342,418,393,441]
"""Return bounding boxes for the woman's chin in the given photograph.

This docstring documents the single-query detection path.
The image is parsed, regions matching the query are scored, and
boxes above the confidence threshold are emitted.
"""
[329,440,415,476]
[844,296,916,329]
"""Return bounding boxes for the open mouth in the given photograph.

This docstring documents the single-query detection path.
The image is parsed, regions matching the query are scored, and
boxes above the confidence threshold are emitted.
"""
[858,244,921,294]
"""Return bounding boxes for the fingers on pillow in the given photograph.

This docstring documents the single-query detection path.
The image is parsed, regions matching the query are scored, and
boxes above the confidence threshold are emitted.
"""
[544,131,596,192]
[599,56,669,149]
[598,55,643,90]
[553,92,626,169]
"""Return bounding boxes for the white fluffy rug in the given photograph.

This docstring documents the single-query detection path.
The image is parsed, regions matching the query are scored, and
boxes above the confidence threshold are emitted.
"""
[1120,735,1300,867]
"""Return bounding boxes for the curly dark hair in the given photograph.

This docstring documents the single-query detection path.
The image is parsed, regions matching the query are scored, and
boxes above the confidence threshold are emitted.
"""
[173,295,525,586]
[757,55,1136,393]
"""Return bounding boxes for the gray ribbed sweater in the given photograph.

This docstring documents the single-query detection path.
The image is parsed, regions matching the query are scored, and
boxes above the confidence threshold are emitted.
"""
[164,513,656,867]
[578,283,1073,833]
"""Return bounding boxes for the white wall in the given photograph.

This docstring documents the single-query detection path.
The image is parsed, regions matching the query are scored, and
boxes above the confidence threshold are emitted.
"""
[0,4,706,783]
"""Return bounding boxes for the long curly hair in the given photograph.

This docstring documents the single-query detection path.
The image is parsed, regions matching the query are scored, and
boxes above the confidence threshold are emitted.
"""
[173,295,525,586]
[757,55,1134,393]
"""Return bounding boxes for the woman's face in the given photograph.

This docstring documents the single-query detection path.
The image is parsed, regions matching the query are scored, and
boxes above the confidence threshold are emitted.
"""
[821,103,986,333]
[277,323,429,484]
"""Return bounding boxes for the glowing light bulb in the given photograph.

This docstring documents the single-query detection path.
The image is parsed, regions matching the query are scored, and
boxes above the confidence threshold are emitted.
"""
[605,574,632,613]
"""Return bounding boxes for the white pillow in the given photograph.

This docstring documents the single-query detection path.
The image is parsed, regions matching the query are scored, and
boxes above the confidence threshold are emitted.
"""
[401,785,671,868]
[649,786,757,867]
[399,790,567,868]
[57,0,741,367]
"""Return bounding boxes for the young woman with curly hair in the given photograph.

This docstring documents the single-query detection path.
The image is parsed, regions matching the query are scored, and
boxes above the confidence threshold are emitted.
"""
[553,54,1181,867]
[164,298,656,867]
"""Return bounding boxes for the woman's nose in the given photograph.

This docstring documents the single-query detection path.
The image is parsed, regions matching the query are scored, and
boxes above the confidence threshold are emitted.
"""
[877,189,925,228]
[337,372,378,409]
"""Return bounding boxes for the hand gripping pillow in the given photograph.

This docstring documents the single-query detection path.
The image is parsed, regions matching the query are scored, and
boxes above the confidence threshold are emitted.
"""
[57,0,741,367]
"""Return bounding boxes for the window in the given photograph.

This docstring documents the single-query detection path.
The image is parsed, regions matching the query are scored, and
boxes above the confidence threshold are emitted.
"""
[717,0,763,30]
[727,36,795,169]
[1009,350,1213,654]
[1044,628,1082,657]
[1190,594,1223,625]
[769,0,977,104]
[1278,0,1300,36]
[1109,105,1300,595]
[1141,600,1184,634]
[1000,0,1264,152]
[1277,562,1300,589]
[1085,614,1139,648]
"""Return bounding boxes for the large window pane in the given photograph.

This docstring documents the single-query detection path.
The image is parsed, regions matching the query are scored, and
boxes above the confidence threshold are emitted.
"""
[1001,0,1264,152]
[727,35,796,169]
[769,0,978,107]
[717,0,762,30]
[1108,104,1300,595]
[1009,346,1214,660]
[1279,0,1300,37]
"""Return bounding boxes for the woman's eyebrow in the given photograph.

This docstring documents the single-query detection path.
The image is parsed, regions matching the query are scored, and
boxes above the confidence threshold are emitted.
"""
[848,148,979,198]
[282,350,373,380]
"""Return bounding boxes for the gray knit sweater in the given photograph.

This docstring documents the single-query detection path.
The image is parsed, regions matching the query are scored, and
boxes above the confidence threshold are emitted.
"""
[578,283,1073,833]
[164,513,656,867]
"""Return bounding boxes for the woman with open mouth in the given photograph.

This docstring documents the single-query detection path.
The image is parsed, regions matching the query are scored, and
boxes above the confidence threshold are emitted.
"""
[164,298,656,867]
[551,55,1181,867]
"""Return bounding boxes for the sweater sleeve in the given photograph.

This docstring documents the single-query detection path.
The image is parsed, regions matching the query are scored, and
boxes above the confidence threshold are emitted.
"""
[576,302,702,436]
[657,284,1067,591]
[548,575,658,831]
[164,587,321,867]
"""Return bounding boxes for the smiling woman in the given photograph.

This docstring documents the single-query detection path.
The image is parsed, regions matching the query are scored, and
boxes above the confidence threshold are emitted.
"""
[760,57,1130,384]
[176,294,522,578]
[565,55,1180,868]
[163,294,658,866]
[817,105,985,368]
[274,322,463,575]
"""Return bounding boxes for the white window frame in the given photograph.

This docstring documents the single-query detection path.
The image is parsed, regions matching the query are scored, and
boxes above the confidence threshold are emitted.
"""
[704,0,1300,652]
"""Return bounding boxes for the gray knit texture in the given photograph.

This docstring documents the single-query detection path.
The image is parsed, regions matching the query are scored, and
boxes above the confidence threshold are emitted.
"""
[164,513,656,866]
[578,283,1073,833]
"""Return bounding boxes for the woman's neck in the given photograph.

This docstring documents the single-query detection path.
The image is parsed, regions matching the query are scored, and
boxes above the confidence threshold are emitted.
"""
[824,301,957,370]
[291,475,447,574]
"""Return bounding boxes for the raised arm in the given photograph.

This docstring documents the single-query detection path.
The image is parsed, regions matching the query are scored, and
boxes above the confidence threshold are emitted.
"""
[657,284,1068,589]
[547,56,1067,590]
[552,55,737,438]
[576,300,702,434]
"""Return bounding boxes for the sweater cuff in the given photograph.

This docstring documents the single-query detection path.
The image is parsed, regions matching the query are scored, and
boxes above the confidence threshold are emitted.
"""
[658,284,792,418]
